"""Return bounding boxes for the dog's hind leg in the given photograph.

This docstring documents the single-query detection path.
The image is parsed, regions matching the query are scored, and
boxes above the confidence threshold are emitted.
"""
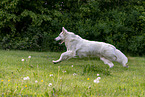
[53,51,75,64]
[100,57,114,68]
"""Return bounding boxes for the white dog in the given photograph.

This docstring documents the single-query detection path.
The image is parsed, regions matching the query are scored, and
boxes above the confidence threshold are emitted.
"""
[53,27,128,68]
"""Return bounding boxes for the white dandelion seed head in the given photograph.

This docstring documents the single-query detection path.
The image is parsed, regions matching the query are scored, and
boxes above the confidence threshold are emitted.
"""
[27,76,30,79]
[72,65,73,67]
[94,76,101,83]
[48,83,52,87]
[23,76,30,80]
[23,77,27,80]
[35,80,38,83]
[97,77,101,80]
[94,79,100,83]
[50,74,53,77]
[97,74,99,76]
[73,73,77,76]
[28,56,31,58]
[22,59,24,61]
[62,71,66,73]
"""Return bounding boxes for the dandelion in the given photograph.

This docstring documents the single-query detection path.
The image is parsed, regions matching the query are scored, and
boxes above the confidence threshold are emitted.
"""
[8,80,10,82]
[62,71,66,73]
[50,74,53,77]
[71,65,73,67]
[97,74,99,76]
[48,83,52,87]
[87,78,90,80]
[73,73,77,76]
[28,56,31,58]
[25,85,27,87]
[23,76,30,80]
[35,80,38,83]
[94,77,101,84]
[1,80,4,82]
[94,79,100,83]
[21,59,24,61]
[97,77,101,80]
[41,80,43,82]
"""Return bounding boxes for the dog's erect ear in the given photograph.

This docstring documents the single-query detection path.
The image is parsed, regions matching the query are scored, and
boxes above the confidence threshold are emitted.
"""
[62,27,68,33]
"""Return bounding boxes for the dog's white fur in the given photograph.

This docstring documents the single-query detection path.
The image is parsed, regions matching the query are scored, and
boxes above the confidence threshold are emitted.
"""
[53,27,128,68]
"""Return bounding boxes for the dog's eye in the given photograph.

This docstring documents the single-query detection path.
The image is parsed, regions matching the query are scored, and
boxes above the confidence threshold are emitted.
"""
[60,34,63,37]
[59,35,62,38]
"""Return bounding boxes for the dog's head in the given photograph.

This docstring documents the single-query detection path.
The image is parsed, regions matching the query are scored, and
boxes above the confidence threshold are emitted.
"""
[55,27,68,44]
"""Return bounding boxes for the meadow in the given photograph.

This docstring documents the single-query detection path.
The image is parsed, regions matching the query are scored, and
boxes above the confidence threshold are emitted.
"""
[0,50,145,96]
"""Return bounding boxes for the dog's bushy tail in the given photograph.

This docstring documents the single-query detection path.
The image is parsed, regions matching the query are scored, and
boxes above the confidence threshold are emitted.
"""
[115,49,128,67]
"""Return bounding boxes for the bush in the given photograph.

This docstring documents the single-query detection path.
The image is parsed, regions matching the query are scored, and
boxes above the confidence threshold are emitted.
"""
[0,0,144,56]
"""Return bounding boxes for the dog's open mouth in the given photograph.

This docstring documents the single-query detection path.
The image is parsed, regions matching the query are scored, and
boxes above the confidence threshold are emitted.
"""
[55,37,64,45]
[59,41,64,45]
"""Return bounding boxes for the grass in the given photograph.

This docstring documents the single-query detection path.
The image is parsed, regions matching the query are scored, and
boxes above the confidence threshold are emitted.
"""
[0,50,145,96]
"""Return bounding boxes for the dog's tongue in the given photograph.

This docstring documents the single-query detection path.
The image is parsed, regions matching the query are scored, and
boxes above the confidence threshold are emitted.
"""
[59,41,64,45]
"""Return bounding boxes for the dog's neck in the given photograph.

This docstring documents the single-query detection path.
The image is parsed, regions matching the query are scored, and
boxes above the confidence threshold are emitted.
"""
[64,33,82,42]
[63,33,82,50]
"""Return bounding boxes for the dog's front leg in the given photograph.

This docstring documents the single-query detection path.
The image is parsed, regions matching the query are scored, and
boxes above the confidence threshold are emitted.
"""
[53,51,74,64]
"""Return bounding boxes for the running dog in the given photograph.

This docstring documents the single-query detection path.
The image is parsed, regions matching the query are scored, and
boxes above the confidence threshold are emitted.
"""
[53,27,128,68]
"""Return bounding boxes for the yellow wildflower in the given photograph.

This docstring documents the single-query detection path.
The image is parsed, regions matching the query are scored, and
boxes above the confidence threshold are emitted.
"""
[87,78,89,80]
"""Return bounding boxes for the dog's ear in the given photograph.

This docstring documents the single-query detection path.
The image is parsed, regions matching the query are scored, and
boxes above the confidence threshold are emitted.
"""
[62,27,68,33]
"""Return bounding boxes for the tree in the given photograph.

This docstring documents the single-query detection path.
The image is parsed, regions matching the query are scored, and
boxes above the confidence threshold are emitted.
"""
[0,0,144,55]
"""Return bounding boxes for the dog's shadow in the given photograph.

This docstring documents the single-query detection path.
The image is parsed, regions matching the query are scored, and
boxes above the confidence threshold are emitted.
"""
[81,64,111,75]
[72,57,129,75]
[55,57,129,76]
[63,57,111,75]
[81,63,129,76]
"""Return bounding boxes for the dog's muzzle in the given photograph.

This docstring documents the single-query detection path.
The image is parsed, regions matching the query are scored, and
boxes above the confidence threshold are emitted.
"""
[55,37,64,45]
[55,37,60,41]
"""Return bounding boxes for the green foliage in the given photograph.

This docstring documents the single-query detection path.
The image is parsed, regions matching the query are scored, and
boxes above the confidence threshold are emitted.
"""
[0,0,144,55]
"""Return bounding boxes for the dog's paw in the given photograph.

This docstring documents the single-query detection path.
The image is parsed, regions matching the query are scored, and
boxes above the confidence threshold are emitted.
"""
[125,64,129,68]
[109,66,114,68]
[123,64,128,68]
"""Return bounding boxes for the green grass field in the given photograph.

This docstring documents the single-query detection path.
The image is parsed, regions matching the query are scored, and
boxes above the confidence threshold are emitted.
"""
[0,50,145,96]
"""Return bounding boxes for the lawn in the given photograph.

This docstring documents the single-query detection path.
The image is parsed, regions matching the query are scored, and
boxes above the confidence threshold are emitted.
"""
[0,50,145,96]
